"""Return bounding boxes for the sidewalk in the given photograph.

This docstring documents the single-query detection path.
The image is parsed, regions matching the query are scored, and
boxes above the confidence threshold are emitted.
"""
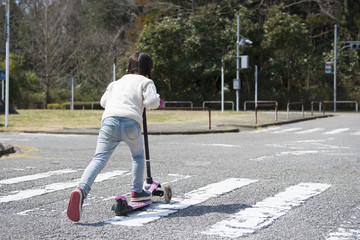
[20,111,332,135]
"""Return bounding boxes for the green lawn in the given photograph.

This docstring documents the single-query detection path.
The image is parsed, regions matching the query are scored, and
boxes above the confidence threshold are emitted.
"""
[0,109,246,132]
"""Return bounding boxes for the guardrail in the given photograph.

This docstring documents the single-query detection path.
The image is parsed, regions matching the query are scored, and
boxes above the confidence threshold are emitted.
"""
[323,101,358,113]
[255,103,278,124]
[202,101,234,111]
[244,101,278,111]
[157,107,211,130]
[311,101,323,116]
[164,101,193,108]
[287,102,304,119]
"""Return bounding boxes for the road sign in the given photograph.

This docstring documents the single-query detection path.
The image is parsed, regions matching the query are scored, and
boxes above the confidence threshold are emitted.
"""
[325,62,332,74]
[0,70,5,81]
[233,79,240,90]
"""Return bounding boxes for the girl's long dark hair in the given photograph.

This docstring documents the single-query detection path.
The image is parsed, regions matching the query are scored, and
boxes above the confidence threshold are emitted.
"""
[127,52,153,79]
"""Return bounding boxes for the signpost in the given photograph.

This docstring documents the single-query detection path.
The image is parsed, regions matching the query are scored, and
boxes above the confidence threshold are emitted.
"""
[221,59,224,112]
[325,62,332,74]
[0,70,5,101]
[5,0,10,127]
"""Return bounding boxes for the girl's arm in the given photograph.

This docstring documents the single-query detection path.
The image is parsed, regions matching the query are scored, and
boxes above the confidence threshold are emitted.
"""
[143,82,160,109]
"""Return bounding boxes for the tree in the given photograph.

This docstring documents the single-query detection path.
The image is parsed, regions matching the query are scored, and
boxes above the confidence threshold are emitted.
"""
[19,0,81,107]
[137,4,254,104]
[261,5,310,101]
[0,54,41,108]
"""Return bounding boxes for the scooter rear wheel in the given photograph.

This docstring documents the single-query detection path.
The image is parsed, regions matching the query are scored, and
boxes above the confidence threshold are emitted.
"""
[164,185,172,203]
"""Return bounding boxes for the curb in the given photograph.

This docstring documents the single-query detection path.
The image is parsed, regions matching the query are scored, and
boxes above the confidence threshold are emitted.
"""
[1,114,333,136]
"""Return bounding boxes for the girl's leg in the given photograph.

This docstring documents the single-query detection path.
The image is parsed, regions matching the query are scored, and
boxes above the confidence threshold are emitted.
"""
[121,119,144,193]
[78,117,121,198]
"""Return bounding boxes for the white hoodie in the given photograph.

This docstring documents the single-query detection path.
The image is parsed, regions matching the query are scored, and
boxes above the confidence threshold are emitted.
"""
[100,74,160,124]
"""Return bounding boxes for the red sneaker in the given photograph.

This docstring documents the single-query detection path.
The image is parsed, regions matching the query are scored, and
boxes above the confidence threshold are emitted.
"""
[67,188,84,222]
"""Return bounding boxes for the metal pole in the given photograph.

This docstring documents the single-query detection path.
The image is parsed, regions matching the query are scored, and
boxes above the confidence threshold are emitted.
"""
[255,65,258,108]
[334,24,337,112]
[236,15,240,112]
[113,57,117,82]
[5,0,10,127]
[221,59,224,112]
[71,77,74,110]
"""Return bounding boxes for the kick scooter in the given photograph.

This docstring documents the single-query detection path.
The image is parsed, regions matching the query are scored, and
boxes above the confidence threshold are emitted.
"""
[111,109,172,216]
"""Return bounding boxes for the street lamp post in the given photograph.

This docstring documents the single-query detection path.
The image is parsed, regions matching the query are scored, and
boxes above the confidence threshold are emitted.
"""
[235,15,252,112]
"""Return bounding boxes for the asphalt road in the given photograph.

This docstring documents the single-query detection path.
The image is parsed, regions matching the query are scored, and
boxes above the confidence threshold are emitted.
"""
[0,113,359,239]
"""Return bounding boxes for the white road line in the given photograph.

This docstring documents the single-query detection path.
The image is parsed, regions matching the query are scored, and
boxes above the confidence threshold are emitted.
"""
[326,206,360,240]
[350,131,360,136]
[272,128,302,134]
[0,169,77,185]
[323,128,350,135]
[327,227,360,240]
[202,182,331,238]
[0,170,129,203]
[250,151,320,161]
[106,178,258,226]
[251,127,280,133]
[295,128,324,134]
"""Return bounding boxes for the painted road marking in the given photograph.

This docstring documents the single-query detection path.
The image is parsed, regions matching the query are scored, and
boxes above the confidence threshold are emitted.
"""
[250,150,320,161]
[323,128,350,135]
[272,128,302,134]
[350,131,360,136]
[326,206,360,240]
[251,127,281,133]
[0,170,129,203]
[295,128,324,134]
[106,178,258,226]
[0,169,77,185]
[202,182,331,238]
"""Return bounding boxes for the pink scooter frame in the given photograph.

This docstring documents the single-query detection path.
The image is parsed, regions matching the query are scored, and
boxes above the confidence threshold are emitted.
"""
[112,181,162,216]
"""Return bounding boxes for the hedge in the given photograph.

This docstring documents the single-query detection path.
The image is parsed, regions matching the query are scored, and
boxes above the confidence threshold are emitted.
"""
[47,103,61,109]
[60,102,103,110]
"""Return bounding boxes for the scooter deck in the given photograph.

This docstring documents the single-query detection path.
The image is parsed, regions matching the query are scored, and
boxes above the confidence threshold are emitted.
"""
[112,196,153,216]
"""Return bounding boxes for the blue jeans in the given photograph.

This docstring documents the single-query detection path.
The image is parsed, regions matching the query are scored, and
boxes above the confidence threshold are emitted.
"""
[78,117,145,198]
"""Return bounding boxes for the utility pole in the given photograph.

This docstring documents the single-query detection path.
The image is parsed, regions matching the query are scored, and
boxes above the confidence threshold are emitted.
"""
[221,59,224,112]
[333,24,337,112]
[5,0,10,127]
[255,65,258,108]
[236,15,240,112]
[71,77,74,110]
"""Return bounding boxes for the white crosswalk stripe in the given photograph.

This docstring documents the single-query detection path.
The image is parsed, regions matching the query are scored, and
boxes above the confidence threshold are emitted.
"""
[0,170,129,203]
[271,127,303,133]
[0,169,77,185]
[1,168,358,238]
[202,183,331,238]
[295,128,324,134]
[323,128,350,135]
[326,206,360,240]
[252,127,359,136]
[105,178,258,226]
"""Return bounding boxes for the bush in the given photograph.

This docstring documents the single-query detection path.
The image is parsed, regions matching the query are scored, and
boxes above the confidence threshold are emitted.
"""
[61,102,103,110]
[47,103,61,109]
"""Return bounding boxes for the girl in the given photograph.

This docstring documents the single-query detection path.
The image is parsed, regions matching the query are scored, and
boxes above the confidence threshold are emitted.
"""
[67,52,160,222]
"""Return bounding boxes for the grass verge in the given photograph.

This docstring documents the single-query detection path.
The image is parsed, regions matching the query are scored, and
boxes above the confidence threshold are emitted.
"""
[0,109,249,132]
